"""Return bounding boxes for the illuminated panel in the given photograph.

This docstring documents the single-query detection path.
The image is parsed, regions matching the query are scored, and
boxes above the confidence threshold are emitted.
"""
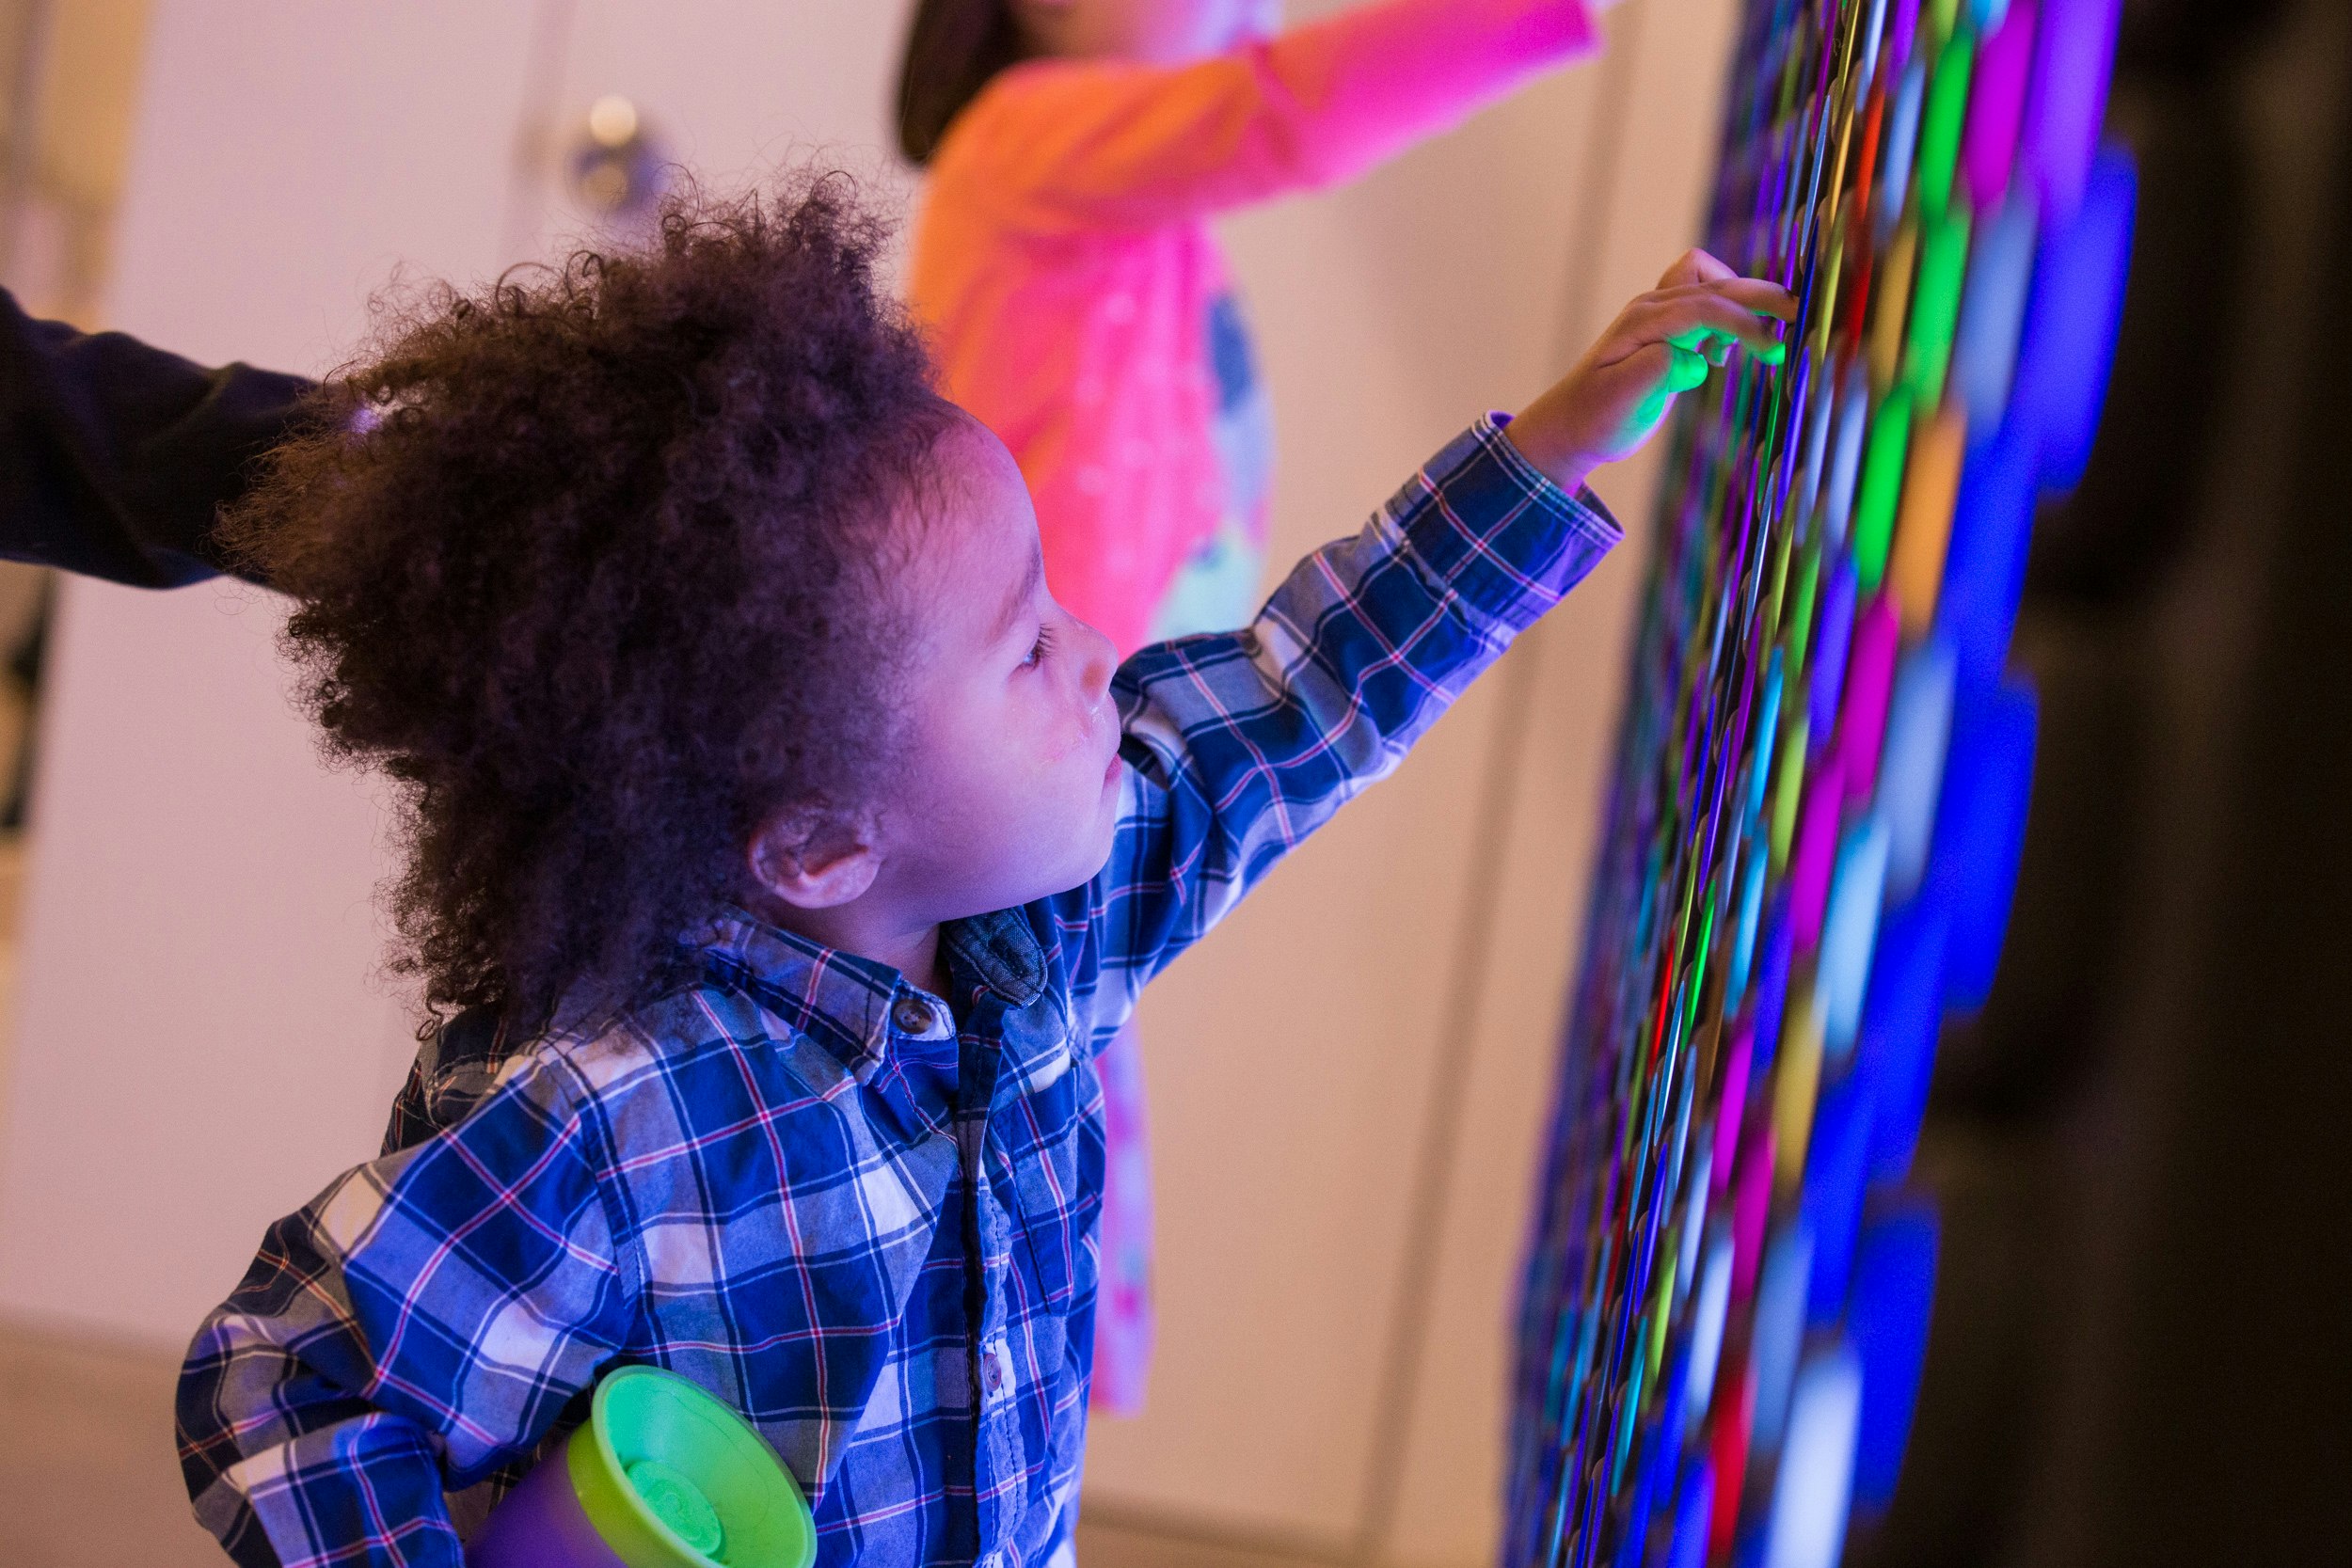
[1505,3,2129,1564]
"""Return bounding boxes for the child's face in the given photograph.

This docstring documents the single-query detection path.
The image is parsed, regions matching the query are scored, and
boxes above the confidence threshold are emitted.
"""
[1028,0,1282,65]
[869,417,1126,924]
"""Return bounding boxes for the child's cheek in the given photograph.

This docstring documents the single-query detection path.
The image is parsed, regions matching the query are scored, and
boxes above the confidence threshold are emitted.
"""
[1033,695,1097,768]
[1049,721,1093,767]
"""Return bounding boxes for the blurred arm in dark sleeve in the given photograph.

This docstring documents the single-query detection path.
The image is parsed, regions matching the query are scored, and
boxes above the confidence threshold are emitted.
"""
[0,286,315,588]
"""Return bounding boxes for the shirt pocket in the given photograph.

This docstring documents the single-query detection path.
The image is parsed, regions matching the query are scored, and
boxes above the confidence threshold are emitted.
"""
[999,1034,1102,1316]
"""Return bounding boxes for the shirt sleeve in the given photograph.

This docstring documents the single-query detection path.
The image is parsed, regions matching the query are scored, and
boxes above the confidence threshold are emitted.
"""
[937,0,1596,231]
[177,1055,639,1568]
[0,286,311,587]
[1078,413,1618,1029]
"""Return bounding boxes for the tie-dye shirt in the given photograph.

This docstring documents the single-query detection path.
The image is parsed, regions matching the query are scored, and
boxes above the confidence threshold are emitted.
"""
[909,0,1599,653]
[1145,290,1274,641]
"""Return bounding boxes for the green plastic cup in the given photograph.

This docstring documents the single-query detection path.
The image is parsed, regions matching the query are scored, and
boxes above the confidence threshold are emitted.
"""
[467,1367,816,1568]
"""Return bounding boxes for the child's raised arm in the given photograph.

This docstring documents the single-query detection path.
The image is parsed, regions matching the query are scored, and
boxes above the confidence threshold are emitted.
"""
[1072,253,1791,1030]
[933,0,1599,230]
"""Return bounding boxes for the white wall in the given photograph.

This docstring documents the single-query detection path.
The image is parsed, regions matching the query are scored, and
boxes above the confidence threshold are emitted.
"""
[0,3,1737,1560]
[0,0,549,1346]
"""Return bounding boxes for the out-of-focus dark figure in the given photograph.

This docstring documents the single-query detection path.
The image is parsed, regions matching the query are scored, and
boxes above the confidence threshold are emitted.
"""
[1851,0,2352,1563]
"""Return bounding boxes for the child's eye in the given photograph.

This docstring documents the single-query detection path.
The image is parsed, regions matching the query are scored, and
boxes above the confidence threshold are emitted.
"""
[1022,626,1054,669]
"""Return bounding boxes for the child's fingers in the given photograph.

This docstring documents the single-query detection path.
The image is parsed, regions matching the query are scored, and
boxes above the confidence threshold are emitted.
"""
[1593,279,1796,367]
[1648,277,1800,319]
[1656,248,1740,289]
[1605,291,1788,363]
[1610,341,1711,401]
[1664,342,1710,392]
[1510,262,1794,483]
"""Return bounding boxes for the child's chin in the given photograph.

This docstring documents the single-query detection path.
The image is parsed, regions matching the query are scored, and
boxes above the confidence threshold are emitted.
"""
[993,825,1118,911]
[1056,834,1120,898]
[1054,821,1120,897]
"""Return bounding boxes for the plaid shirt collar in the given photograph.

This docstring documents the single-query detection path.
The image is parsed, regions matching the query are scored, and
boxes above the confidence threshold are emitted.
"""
[681,904,1051,1085]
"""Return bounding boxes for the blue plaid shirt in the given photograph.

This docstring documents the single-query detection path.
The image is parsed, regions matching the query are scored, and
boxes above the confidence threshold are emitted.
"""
[176,416,1616,1568]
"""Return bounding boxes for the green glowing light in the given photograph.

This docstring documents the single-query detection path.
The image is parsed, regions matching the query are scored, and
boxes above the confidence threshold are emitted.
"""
[1915,29,1977,219]
[1853,387,1914,591]
[1905,203,1974,405]
[1786,533,1823,681]
[1770,713,1809,870]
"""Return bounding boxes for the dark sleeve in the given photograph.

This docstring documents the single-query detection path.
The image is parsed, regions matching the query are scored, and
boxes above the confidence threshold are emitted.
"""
[0,286,316,588]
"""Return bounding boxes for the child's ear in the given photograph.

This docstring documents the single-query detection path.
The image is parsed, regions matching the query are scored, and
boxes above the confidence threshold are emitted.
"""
[747,805,882,911]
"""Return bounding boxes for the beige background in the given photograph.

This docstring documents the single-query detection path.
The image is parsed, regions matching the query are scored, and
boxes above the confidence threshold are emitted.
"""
[0,2,1738,1562]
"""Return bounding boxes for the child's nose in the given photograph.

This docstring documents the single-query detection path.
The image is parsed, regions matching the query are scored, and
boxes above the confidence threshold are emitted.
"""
[1073,618,1117,704]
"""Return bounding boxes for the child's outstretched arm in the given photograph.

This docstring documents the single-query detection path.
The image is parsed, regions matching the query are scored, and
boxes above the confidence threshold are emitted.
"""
[935,0,1601,230]
[1074,252,1790,1030]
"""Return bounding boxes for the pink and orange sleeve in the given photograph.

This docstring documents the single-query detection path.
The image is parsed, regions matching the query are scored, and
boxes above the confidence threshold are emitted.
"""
[935,0,1597,231]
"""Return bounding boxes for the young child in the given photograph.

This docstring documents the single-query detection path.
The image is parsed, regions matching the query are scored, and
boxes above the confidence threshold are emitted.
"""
[174,176,1787,1568]
[900,0,1619,1401]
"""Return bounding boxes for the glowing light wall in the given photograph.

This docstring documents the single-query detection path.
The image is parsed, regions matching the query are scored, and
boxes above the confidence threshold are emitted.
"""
[1506,2,2130,1563]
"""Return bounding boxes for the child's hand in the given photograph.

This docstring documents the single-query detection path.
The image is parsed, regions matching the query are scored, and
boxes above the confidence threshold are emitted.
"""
[1504,250,1795,494]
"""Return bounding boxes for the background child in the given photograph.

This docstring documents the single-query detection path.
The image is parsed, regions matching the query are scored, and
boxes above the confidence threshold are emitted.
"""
[175,171,1787,1568]
[901,0,1619,650]
[898,0,1617,1404]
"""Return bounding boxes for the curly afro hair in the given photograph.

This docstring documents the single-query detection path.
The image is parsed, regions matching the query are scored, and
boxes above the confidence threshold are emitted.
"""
[226,173,956,1029]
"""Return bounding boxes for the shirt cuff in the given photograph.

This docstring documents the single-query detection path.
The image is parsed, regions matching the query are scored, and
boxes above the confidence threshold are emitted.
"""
[1394,412,1622,639]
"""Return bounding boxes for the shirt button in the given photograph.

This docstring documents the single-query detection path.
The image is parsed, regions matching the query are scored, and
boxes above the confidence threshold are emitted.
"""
[892,996,935,1035]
